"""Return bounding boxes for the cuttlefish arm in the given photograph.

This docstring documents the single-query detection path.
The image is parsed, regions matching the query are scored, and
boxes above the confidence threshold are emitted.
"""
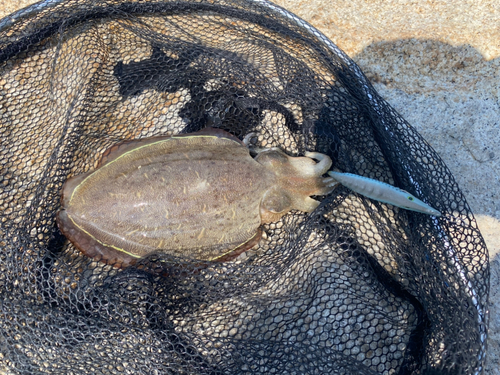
[327,170,441,217]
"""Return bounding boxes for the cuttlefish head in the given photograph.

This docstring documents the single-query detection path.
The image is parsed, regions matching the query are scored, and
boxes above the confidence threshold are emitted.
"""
[254,148,338,223]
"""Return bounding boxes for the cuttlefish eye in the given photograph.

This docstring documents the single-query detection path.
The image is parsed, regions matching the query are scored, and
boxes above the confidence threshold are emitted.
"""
[254,149,288,167]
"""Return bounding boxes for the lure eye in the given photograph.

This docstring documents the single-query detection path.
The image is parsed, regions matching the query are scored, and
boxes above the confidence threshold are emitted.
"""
[407,196,414,201]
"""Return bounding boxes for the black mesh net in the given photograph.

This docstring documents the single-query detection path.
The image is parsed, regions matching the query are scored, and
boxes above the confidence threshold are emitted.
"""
[0,0,489,374]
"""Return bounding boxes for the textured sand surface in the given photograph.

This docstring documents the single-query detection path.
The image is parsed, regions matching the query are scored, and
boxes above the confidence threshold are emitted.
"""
[2,0,499,373]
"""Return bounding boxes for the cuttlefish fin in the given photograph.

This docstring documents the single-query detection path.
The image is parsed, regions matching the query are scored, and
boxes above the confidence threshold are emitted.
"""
[328,171,441,217]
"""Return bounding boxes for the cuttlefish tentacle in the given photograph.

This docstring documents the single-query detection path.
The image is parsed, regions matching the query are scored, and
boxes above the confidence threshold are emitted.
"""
[328,171,441,217]
[311,176,338,196]
[294,196,322,213]
[304,151,332,175]
[242,132,258,147]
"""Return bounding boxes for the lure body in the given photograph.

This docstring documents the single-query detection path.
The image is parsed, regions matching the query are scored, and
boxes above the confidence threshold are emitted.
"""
[327,171,441,217]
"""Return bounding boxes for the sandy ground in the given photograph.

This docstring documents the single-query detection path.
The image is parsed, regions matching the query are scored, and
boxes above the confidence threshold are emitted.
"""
[1,0,499,373]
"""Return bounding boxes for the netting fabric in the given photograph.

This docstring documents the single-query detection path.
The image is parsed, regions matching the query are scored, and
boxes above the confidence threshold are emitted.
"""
[0,0,489,374]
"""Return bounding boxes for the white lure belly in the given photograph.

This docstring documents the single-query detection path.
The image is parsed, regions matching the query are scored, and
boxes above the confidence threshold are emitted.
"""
[328,171,441,217]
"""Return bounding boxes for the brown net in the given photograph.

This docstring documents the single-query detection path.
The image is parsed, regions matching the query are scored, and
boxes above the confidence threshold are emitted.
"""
[0,0,489,374]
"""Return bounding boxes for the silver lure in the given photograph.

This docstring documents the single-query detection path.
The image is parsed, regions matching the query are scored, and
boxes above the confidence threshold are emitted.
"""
[327,170,441,217]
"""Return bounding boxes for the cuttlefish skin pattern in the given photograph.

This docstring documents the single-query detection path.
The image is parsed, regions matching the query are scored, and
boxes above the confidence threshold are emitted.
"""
[56,128,336,268]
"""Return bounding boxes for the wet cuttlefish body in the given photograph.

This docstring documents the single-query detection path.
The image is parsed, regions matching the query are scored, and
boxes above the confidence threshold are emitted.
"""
[57,128,337,268]
[57,128,440,268]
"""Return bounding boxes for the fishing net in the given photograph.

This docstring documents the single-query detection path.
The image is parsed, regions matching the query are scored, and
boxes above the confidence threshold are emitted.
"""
[0,0,489,374]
